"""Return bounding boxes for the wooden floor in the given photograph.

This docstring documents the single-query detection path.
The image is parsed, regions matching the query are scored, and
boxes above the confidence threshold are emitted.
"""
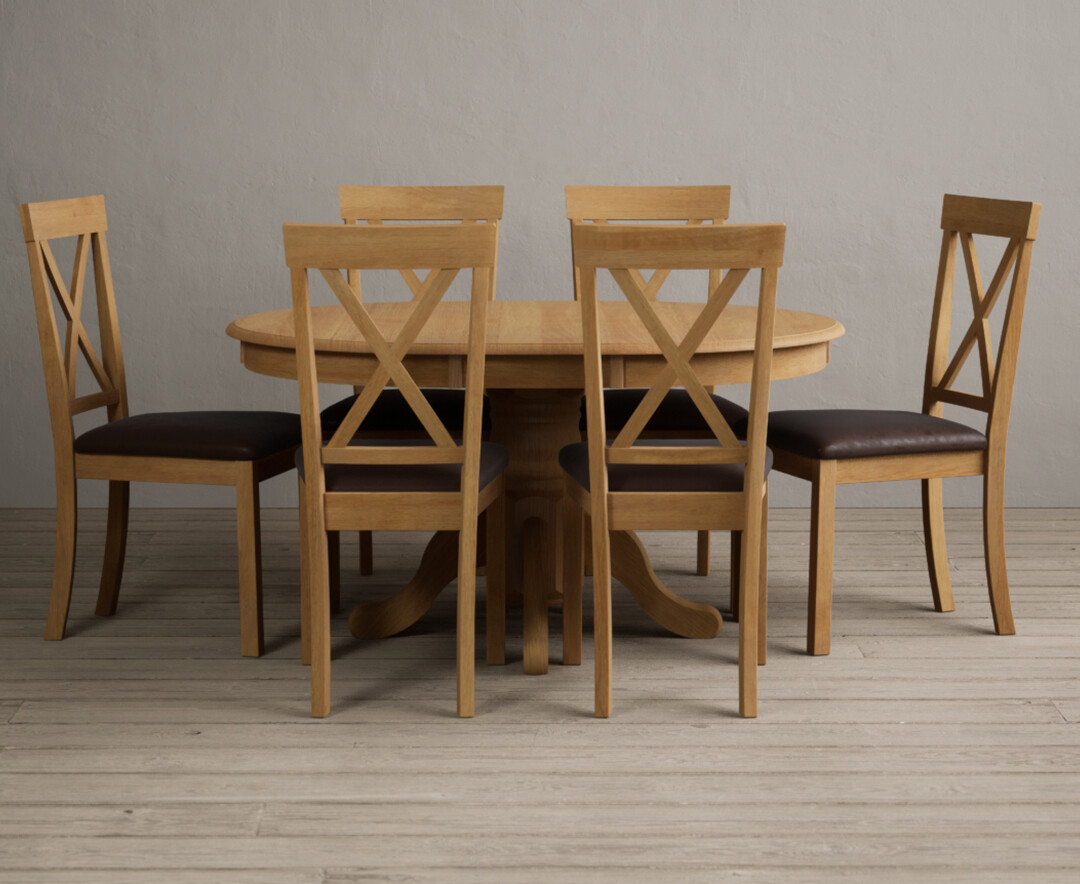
[0,507,1078,882]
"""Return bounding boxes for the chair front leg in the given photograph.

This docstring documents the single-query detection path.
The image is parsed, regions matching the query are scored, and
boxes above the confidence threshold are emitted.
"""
[758,484,768,665]
[457,510,480,719]
[298,476,311,666]
[738,494,762,719]
[984,463,1017,635]
[235,465,265,658]
[485,489,507,665]
[729,531,741,622]
[921,477,956,612]
[327,531,341,615]
[696,530,710,576]
[358,530,373,576]
[807,459,837,656]
[561,495,584,666]
[95,480,130,616]
[44,461,78,641]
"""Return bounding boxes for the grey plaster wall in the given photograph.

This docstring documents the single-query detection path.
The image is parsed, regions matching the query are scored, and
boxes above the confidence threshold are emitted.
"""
[2,0,1077,508]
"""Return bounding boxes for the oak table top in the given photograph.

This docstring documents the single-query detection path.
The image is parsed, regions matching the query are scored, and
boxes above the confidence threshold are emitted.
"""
[227,301,844,387]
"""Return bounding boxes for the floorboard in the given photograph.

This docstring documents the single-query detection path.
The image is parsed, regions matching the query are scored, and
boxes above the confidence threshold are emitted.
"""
[0,507,1077,882]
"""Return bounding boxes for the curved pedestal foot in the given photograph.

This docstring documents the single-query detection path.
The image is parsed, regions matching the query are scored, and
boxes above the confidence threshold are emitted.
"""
[610,530,723,639]
[348,530,459,639]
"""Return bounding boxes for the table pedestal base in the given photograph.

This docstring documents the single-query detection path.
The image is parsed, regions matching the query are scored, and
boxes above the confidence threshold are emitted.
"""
[347,388,724,662]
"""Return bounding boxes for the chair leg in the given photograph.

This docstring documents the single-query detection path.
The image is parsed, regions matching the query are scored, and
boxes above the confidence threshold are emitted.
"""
[95,480,129,616]
[591,515,613,719]
[807,460,837,656]
[738,494,762,719]
[457,512,480,718]
[696,530,710,576]
[729,531,741,623]
[327,531,341,615]
[358,531,373,576]
[235,466,265,658]
[758,484,769,666]
[984,463,1017,635]
[922,478,956,612]
[298,477,311,666]
[583,513,593,577]
[561,497,584,666]
[485,490,507,665]
[44,465,78,641]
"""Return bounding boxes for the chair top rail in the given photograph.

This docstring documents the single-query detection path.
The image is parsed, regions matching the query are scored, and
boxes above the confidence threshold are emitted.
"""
[20,194,108,242]
[340,186,504,222]
[941,194,1040,240]
[283,222,498,270]
[572,222,785,270]
[566,186,731,222]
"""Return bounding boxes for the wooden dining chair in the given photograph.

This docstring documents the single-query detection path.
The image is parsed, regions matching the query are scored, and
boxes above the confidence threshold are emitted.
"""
[285,221,507,718]
[560,221,785,718]
[323,186,503,577]
[766,194,1040,655]
[20,195,301,656]
[566,186,749,579]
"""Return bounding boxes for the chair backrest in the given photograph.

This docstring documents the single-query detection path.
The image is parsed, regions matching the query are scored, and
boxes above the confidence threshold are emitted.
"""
[283,222,498,493]
[922,194,1040,448]
[571,222,785,490]
[19,195,130,456]
[566,186,732,301]
[339,186,504,301]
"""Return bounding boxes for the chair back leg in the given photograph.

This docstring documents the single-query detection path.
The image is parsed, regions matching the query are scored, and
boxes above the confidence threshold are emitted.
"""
[44,463,78,641]
[95,479,130,616]
[983,465,1017,635]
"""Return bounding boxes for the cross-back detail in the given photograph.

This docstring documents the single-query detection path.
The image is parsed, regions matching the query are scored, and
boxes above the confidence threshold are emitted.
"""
[608,265,749,452]
[340,186,504,303]
[572,222,785,471]
[20,196,128,431]
[283,222,497,474]
[322,265,461,453]
[923,195,1040,425]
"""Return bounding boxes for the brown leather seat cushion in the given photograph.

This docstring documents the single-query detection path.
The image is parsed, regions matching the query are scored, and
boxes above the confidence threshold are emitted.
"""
[73,411,301,461]
[582,389,748,437]
[321,389,491,436]
[767,409,988,460]
[297,441,509,493]
[559,440,772,493]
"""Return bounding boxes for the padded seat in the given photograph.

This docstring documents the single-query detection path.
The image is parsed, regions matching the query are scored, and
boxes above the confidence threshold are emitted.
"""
[320,389,491,435]
[74,411,302,461]
[297,441,509,493]
[559,440,771,493]
[767,409,988,460]
[582,389,748,436]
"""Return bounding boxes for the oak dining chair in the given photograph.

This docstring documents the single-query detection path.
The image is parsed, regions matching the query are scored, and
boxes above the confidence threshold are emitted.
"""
[20,195,301,657]
[323,186,503,578]
[559,221,785,718]
[765,194,1040,655]
[285,221,508,718]
[565,186,749,579]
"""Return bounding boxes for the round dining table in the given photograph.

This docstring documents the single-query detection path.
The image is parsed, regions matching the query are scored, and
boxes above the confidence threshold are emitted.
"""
[227,300,844,674]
